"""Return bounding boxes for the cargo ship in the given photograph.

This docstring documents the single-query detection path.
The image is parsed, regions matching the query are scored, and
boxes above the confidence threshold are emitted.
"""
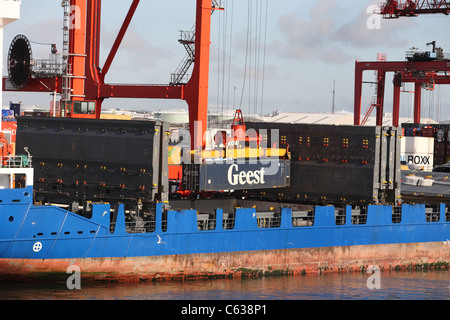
[1,0,449,282]
[0,113,449,282]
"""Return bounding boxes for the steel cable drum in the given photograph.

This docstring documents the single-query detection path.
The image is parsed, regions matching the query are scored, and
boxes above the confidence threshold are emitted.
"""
[8,34,33,89]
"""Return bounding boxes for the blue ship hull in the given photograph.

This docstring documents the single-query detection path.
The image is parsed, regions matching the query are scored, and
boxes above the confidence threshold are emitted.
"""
[1,188,449,281]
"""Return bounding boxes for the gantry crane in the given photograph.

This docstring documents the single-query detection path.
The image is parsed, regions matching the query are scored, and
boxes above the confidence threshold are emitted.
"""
[381,0,450,18]
[2,0,223,150]
[354,1,450,127]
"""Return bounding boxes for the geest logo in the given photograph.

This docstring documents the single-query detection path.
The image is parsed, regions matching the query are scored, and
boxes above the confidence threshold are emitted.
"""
[407,155,431,165]
[227,164,266,186]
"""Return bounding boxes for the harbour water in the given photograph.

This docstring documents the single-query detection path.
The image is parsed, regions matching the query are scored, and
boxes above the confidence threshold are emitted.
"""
[1,271,448,301]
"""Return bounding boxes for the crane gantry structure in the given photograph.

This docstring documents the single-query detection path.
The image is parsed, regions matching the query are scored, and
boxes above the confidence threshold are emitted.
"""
[354,1,450,127]
[381,0,450,18]
[2,0,223,150]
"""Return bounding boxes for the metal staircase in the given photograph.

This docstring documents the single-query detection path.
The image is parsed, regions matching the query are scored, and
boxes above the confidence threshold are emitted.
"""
[170,0,223,86]
[170,29,195,85]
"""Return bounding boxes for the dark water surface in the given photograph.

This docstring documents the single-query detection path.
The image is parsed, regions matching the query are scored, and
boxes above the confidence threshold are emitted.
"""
[0,271,449,300]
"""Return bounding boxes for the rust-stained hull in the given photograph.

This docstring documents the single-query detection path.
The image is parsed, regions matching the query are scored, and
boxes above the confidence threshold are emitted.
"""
[1,242,448,282]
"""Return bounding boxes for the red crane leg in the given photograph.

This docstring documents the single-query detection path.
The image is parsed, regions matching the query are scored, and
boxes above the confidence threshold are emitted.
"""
[85,0,103,119]
[69,0,88,115]
[392,83,401,127]
[375,71,386,126]
[414,82,422,124]
[354,67,363,126]
[184,0,216,150]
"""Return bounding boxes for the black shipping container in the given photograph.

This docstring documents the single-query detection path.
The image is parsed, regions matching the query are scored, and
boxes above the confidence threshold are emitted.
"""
[242,123,402,205]
[16,117,170,206]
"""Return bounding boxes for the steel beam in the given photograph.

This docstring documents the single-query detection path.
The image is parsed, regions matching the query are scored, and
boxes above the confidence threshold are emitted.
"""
[101,0,140,78]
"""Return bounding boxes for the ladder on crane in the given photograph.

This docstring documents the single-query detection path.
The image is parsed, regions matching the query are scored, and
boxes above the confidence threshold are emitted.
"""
[61,0,72,116]
[170,0,224,86]
[361,97,379,126]
[170,29,196,85]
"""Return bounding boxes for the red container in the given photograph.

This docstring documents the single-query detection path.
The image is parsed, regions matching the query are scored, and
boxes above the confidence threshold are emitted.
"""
[422,127,435,138]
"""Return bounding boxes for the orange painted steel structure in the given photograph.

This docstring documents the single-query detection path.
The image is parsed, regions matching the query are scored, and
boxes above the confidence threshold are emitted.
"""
[2,0,222,150]
[354,60,450,127]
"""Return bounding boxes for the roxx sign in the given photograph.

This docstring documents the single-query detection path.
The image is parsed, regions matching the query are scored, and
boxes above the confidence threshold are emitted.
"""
[407,155,432,166]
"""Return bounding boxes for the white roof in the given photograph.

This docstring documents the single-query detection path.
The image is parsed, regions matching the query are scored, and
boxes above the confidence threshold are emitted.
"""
[261,112,354,125]
[260,112,438,127]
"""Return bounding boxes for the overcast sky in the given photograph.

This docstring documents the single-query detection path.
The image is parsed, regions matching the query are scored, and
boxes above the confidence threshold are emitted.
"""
[2,0,450,121]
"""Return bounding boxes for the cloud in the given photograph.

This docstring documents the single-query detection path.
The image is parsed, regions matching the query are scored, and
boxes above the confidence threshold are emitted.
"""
[335,3,415,49]
[273,0,350,63]
[274,0,415,63]
[99,25,178,83]
[100,25,175,66]
[274,13,348,63]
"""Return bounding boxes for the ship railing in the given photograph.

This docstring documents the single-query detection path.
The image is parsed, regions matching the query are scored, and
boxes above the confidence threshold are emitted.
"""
[351,207,368,225]
[335,208,347,225]
[111,211,231,233]
[392,206,402,223]
[256,211,282,229]
[292,210,315,227]
[425,206,441,223]
[124,221,155,234]
[223,212,236,230]
[1,155,33,169]
[106,205,450,234]
[197,213,217,231]
[110,216,168,234]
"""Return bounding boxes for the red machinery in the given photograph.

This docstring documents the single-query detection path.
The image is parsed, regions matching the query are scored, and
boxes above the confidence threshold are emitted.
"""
[2,0,223,150]
[229,109,261,147]
[0,132,13,161]
[211,109,263,150]
[355,2,450,127]
[354,58,450,127]
[381,0,450,18]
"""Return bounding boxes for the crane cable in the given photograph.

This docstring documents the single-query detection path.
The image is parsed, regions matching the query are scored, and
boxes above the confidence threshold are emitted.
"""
[226,0,235,118]
[260,0,269,116]
[240,0,252,111]
[214,0,268,119]
[239,0,268,116]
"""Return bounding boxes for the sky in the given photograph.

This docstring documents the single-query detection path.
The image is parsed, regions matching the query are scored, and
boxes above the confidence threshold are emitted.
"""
[2,0,450,122]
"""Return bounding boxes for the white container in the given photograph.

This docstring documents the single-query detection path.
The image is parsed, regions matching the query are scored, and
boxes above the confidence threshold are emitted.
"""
[400,136,435,171]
